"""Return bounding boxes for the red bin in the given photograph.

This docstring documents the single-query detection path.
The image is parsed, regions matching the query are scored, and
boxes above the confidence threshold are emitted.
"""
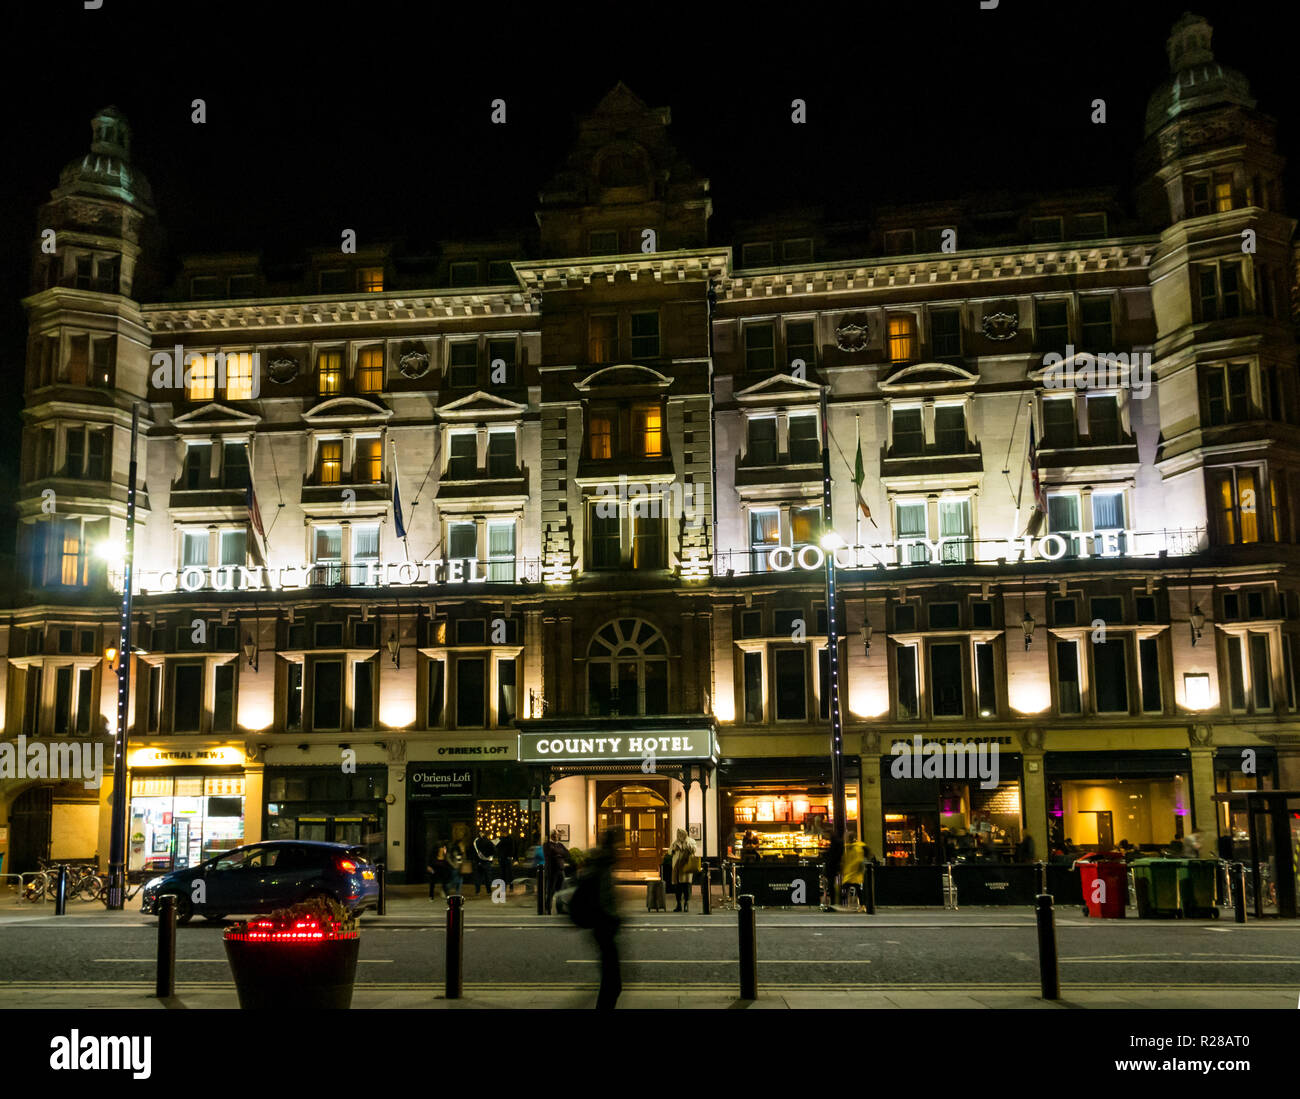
[1076,853,1127,918]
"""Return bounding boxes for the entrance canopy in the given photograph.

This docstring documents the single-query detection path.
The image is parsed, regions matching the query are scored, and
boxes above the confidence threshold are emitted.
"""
[517,717,718,769]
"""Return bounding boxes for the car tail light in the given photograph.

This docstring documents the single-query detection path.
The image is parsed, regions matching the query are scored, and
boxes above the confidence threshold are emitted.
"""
[338,858,357,873]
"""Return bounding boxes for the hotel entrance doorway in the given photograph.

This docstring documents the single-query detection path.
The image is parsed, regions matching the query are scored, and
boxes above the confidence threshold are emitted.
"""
[596,781,668,872]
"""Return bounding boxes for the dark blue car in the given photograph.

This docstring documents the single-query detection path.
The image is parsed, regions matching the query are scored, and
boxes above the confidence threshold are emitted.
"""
[141,840,379,924]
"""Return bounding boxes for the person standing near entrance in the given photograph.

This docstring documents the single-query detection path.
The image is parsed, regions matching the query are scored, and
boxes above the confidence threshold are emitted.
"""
[471,831,495,894]
[669,828,697,912]
[496,830,518,894]
[543,829,569,913]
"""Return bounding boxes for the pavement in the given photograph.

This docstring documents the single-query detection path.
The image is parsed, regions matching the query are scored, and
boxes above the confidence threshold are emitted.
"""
[3,884,1296,1009]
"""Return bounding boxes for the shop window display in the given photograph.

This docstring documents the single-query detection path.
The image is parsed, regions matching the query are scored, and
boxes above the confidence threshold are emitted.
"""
[129,774,245,873]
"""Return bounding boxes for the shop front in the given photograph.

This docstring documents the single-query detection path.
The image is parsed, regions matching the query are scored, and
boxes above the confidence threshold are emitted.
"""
[517,718,719,875]
[880,737,1024,865]
[1045,750,1192,859]
[126,746,248,873]
[263,765,388,864]
[1214,747,1279,860]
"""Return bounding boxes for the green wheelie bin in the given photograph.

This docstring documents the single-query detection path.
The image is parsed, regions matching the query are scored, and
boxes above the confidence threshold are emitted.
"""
[1131,857,1184,918]
[1179,859,1221,918]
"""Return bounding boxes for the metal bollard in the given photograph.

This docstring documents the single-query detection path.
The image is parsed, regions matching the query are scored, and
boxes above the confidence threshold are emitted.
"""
[54,866,68,915]
[376,863,386,916]
[864,861,876,915]
[701,858,711,916]
[1231,862,1247,924]
[738,894,757,1000]
[1035,894,1059,1000]
[445,894,464,999]
[1036,860,1047,896]
[156,894,177,998]
[537,866,545,916]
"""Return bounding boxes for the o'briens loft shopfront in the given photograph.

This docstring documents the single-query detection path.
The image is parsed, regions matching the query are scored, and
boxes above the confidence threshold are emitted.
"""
[126,746,249,874]
[517,719,719,874]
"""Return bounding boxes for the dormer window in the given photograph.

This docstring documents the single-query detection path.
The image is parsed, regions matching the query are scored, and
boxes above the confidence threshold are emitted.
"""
[318,270,349,294]
[449,262,478,287]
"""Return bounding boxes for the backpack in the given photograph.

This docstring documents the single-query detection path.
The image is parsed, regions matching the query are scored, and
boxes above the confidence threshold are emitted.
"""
[568,869,600,929]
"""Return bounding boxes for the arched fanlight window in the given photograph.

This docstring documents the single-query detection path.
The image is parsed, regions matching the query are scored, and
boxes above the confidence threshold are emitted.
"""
[587,618,669,717]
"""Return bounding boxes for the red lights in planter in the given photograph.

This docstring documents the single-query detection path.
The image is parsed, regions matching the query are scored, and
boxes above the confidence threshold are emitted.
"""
[224,917,358,943]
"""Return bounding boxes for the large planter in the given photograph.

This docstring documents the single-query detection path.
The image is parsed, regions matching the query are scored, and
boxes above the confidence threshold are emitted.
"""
[223,919,360,1009]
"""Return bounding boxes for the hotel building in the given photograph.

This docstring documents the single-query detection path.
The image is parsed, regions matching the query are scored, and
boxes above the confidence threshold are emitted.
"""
[2,15,1297,905]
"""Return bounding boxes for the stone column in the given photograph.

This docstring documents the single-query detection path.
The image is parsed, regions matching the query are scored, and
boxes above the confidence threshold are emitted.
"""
[1021,736,1048,860]
[242,761,265,844]
[680,609,697,712]
[860,734,885,858]
[558,616,574,714]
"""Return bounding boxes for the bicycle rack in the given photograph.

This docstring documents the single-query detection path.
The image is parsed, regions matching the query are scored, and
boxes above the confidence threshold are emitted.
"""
[1,873,24,902]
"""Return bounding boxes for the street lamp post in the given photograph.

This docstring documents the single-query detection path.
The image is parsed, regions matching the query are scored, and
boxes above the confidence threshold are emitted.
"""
[819,387,848,854]
[106,403,140,910]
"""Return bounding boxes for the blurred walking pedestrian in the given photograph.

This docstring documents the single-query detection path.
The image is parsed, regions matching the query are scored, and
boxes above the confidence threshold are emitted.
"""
[496,831,517,894]
[543,829,569,913]
[471,831,496,895]
[569,828,623,1009]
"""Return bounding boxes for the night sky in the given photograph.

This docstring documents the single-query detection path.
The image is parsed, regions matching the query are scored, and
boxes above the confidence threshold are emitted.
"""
[0,0,1293,550]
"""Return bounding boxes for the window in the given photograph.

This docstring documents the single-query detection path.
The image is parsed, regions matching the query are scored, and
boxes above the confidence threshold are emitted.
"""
[788,414,819,463]
[449,261,479,287]
[891,407,924,456]
[783,239,813,263]
[587,619,669,717]
[53,666,73,735]
[588,231,619,255]
[447,521,477,563]
[487,521,516,582]
[447,431,476,478]
[786,321,816,370]
[488,261,515,284]
[1092,491,1126,552]
[318,441,342,485]
[741,242,774,267]
[317,351,342,396]
[743,651,763,722]
[749,508,780,573]
[745,324,775,373]
[975,642,996,716]
[1139,637,1161,713]
[933,404,966,452]
[184,443,210,489]
[487,339,517,386]
[1090,597,1123,624]
[188,353,215,401]
[1206,362,1251,425]
[589,316,617,363]
[894,603,916,632]
[497,657,517,725]
[319,270,349,293]
[928,603,960,629]
[65,430,85,477]
[355,438,383,483]
[313,660,343,729]
[191,274,222,298]
[589,504,621,570]
[286,662,303,730]
[630,312,659,359]
[931,309,961,357]
[1047,492,1081,549]
[352,524,379,585]
[1213,467,1262,544]
[351,661,374,729]
[1226,636,1247,710]
[774,650,806,720]
[1094,638,1129,713]
[632,403,663,458]
[173,664,203,731]
[896,643,919,719]
[219,529,246,567]
[1189,179,1211,216]
[426,659,445,727]
[587,413,612,460]
[1031,216,1064,242]
[791,506,820,549]
[1214,179,1234,213]
[359,268,383,293]
[1035,300,1069,352]
[930,644,964,716]
[1080,297,1113,348]
[1042,396,1074,447]
[887,315,917,364]
[748,417,778,465]
[84,431,107,480]
[313,525,343,585]
[1250,633,1272,710]
[181,530,209,569]
[884,229,915,255]
[818,648,832,720]
[356,347,384,392]
[937,497,972,563]
[1056,640,1081,714]
[741,611,762,638]
[221,442,249,489]
[213,663,234,732]
[632,508,665,569]
[1087,394,1121,445]
[487,430,516,477]
[90,338,114,387]
[972,601,993,629]
[449,343,477,388]
[1073,212,1108,239]
[1199,263,1243,322]
[895,500,928,564]
[224,353,255,400]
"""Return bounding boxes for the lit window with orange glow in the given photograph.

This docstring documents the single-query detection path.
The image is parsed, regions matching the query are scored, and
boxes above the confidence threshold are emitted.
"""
[356,438,383,483]
[588,413,613,459]
[1217,467,1259,544]
[1214,179,1233,212]
[318,350,343,395]
[187,353,215,401]
[359,268,383,292]
[319,441,342,485]
[633,404,663,458]
[356,347,384,393]
[888,315,917,364]
[225,352,255,400]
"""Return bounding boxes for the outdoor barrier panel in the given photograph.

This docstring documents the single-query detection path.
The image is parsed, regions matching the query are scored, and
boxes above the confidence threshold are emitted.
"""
[950,864,1041,905]
[1045,864,1085,905]
[873,865,944,906]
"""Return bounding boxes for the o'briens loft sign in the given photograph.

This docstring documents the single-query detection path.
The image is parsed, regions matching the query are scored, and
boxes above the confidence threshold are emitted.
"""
[138,559,490,594]
[520,729,717,764]
[769,530,1184,571]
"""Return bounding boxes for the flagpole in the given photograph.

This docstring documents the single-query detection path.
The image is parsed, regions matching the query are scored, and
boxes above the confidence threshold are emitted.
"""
[391,439,410,562]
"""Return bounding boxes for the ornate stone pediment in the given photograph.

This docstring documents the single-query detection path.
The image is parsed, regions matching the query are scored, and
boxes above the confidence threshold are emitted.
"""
[170,402,261,431]
[436,391,527,421]
[734,372,822,405]
[574,364,672,392]
[302,396,392,425]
